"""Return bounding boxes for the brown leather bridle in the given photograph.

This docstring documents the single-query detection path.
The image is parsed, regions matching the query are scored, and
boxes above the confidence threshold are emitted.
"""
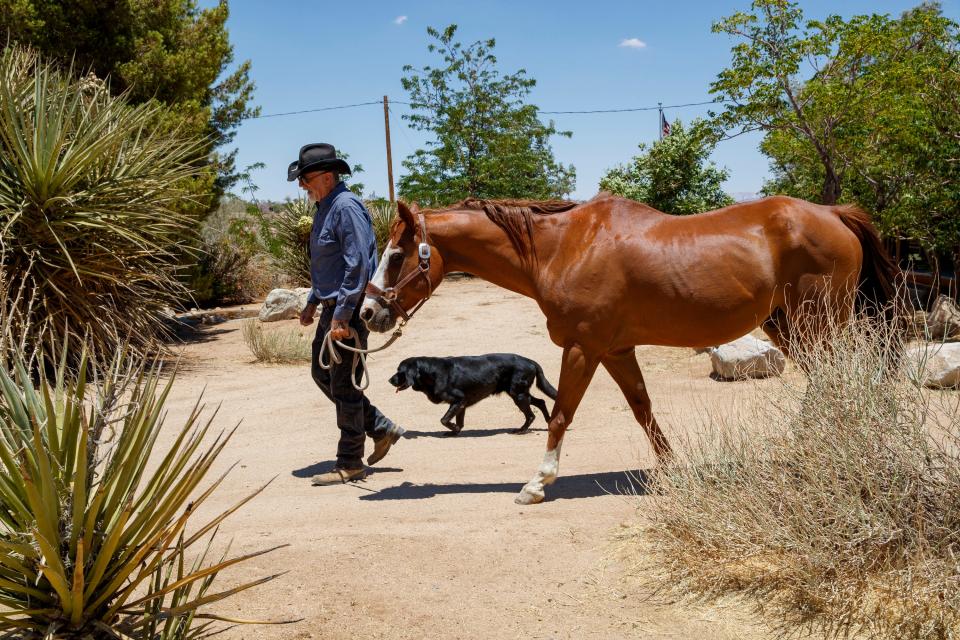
[364,212,433,324]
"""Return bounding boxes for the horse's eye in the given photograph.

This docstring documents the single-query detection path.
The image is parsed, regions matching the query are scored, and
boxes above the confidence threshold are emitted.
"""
[390,252,404,264]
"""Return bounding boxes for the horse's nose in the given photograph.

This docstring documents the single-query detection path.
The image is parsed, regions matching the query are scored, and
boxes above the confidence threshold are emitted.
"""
[359,306,374,322]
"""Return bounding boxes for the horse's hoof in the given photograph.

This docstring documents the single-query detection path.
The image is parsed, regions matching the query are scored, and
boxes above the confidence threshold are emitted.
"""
[515,484,544,505]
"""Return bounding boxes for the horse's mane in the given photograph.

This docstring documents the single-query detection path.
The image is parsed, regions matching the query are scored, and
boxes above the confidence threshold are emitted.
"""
[429,198,580,269]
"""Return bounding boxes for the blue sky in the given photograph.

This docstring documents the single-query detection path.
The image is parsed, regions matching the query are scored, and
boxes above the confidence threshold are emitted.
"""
[211,0,959,203]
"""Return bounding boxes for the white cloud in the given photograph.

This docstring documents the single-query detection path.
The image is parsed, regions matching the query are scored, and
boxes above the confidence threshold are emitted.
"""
[394,15,408,25]
[619,38,647,49]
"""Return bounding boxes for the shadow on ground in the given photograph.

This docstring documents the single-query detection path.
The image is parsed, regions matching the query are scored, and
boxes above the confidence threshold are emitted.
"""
[291,460,404,478]
[404,426,548,439]
[358,469,651,502]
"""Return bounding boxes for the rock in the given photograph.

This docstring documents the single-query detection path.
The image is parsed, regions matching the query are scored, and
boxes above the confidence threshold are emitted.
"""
[707,335,786,381]
[927,296,960,341]
[295,287,313,310]
[200,314,227,325]
[905,310,929,340]
[907,342,960,389]
[258,289,300,322]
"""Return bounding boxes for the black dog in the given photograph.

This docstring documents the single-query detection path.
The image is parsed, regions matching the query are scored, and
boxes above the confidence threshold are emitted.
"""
[389,354,558,434]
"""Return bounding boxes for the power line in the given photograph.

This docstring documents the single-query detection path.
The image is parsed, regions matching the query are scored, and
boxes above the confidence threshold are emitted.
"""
[539,98,729,114]
[390,97,727,113]
[245,97,729,121]
[247,100,382,120]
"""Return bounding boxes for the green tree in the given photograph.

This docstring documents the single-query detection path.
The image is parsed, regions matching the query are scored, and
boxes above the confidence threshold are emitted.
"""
[712,1,960,292]
[710,0,881,205]
[599,119,733,214]
[0,0,258,197]
[399,24,575,206]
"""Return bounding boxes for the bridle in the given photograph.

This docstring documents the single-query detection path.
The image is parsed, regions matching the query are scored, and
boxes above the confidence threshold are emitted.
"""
[364,212,434,325]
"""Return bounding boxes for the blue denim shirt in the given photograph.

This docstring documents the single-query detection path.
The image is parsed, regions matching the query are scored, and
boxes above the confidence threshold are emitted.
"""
[307,182,378,321]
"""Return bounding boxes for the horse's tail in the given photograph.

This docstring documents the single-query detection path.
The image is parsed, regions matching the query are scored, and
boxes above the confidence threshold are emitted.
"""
[534,363,558,400]
[832,204,904,326]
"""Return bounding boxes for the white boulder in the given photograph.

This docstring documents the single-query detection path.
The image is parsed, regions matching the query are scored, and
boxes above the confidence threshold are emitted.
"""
[259,287,317,322]
[708,335,786,381]
[258,289,300,322]
[295,287,313,311]
[907,342,960,389]
[927,296,960,341]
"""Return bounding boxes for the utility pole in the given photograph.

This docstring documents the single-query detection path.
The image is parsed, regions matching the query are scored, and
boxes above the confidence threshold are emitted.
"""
[658,102,664,141]
[383,95,396,204]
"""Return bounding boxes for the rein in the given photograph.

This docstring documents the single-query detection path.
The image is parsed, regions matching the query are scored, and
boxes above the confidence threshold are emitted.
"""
[322,213,434,391]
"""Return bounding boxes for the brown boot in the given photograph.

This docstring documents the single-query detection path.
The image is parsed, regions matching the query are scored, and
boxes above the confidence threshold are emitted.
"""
[367,427,404,465]
[311,467,366,486]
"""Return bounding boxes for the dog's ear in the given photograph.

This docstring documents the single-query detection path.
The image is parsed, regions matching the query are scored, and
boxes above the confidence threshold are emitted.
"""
[412,360,435,390]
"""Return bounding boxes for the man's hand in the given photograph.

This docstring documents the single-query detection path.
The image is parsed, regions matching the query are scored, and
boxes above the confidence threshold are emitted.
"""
[299,302,317,327]
[330,319,351,341]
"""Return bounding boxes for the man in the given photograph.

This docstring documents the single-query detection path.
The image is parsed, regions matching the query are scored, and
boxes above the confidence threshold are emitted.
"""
[288,143,404,485]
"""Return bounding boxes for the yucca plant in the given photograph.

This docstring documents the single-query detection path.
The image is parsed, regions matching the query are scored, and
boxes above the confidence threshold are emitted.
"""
[0,44,206,359]
[366,199,396,254]
[255,196,312,286]
[0,340,289,638]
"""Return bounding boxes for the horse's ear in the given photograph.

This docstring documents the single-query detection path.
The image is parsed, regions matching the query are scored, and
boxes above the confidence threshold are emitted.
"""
[397,201,417,228]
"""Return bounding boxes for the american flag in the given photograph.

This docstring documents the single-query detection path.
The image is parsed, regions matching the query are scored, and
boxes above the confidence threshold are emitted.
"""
[660,111,671,137]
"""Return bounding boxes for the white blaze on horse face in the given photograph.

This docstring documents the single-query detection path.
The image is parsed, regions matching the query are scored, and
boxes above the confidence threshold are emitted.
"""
[361,241,403,318]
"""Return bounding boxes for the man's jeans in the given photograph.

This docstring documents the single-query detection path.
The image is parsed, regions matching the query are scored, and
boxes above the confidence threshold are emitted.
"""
[311,304,396,469]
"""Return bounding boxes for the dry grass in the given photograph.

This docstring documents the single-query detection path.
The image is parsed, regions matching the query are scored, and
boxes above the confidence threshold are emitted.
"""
[631,312,960,639]
[241,319,312,364]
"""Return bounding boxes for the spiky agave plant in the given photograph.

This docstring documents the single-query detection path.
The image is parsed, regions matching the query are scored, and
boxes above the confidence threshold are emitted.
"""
[0,44,206,359]
[0,341,289,638]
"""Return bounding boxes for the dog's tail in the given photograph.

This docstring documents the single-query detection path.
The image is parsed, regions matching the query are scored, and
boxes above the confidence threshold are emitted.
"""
[534,364,558,400]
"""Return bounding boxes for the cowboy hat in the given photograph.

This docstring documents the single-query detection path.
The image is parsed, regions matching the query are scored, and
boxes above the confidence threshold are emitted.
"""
[286,142,352,181]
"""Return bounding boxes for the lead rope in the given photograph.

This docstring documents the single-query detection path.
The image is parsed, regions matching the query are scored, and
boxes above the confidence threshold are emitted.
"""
[319,212,430,391]
[318,322,406,391]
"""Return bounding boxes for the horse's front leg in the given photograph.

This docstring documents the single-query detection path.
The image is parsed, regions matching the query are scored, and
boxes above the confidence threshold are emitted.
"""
[515,343,599,505]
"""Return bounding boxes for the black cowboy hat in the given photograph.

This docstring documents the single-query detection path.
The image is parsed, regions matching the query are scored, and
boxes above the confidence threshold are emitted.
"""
[286,142,352,181]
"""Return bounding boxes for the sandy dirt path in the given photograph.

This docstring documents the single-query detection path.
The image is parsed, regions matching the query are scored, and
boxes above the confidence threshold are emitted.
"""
[159,278,776,639]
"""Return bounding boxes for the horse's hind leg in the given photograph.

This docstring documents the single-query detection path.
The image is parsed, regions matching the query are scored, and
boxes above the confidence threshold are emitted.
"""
[601,348,672,461]
[516,343,598,505]
[761,307,792,358]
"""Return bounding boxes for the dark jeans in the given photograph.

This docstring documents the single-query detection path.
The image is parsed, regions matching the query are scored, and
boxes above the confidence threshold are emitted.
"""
[311,304,395,468]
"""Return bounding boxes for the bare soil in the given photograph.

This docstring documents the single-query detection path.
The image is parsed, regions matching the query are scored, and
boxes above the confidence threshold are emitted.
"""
[159,278,781,639]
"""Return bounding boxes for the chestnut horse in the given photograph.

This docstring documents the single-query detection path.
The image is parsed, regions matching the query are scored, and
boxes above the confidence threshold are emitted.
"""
[360,193,899,505]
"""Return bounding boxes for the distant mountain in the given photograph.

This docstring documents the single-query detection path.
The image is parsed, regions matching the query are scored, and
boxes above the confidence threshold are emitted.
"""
[731,191,760,202]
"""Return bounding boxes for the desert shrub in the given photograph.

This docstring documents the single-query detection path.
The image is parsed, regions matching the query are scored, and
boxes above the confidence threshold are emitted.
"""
[633,313,960,639]
[241,319,311,364]
[0,336,289,638]
[0,44,206,359]
[256,197,312,287]
[187,197,274,307]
